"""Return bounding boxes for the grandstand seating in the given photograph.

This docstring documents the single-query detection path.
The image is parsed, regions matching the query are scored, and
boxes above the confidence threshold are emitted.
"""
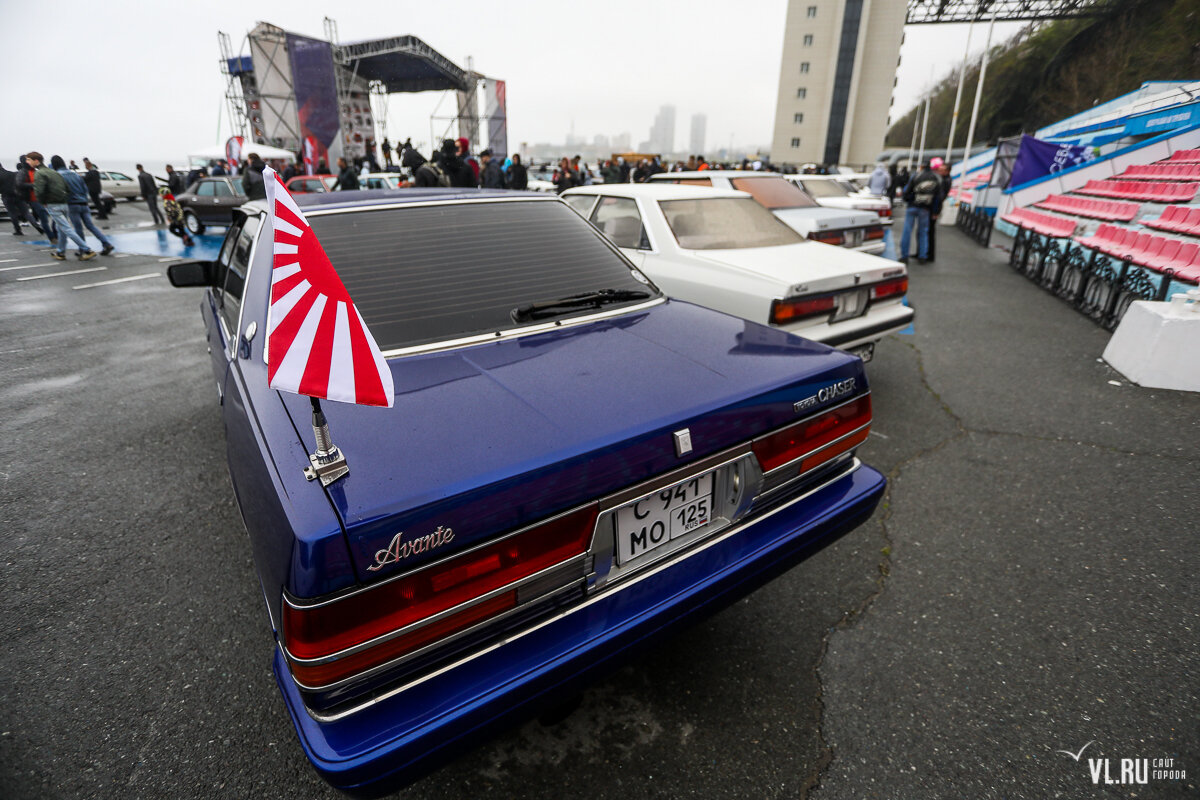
[1073,224,1200,278]
[1144,205,1200,236]
[1033,193,1139,222]
[1117,163,1200,181]
[1076,179,1199,203]
[1002,207,1078,238]
[1166,149,1200,163]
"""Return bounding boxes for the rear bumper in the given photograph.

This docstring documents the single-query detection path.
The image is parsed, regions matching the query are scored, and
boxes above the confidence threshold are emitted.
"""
[274,461,887,796]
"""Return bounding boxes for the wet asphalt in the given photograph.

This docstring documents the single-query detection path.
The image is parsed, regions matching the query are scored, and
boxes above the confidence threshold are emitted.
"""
[0,206,1196,799]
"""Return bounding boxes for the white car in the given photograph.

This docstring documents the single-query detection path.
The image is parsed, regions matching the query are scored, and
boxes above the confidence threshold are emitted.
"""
[562,183,913,360]
[786,175,893,219]
[93,169,141,199]
[648,170,888,255]
[360,171,409,189]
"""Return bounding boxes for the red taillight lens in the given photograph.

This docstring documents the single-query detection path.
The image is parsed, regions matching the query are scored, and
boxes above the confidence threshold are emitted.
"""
[751,394,872,473]
[283,504,599,684]
[870,277,908,300]
[865,226,886,240]
[878,206,892,217]
[809,230,844,245]
[770,295,836,325]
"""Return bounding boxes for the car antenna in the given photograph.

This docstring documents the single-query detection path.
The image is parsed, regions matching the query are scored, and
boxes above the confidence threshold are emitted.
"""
[304,396,350,486]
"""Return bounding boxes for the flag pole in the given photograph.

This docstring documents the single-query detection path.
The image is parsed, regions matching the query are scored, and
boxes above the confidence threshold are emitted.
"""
[304,396,349,486]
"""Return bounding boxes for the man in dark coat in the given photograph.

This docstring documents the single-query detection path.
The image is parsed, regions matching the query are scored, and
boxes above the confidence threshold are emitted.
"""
[165,164,186,196]
[136,164,164,224]
[899,161,944,263]
[0,162,25,234]
[479,150,506,189]
[331,157,359,191]
[82,159,106,219]
[506,153,528,190]
[242,153,267,200]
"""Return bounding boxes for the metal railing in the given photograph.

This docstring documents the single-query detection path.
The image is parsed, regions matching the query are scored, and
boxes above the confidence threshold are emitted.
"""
[956,203,995,248]
[1008,227,1181,330]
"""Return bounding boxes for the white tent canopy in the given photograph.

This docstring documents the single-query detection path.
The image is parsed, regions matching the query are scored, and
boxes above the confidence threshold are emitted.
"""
[187,143,295,166]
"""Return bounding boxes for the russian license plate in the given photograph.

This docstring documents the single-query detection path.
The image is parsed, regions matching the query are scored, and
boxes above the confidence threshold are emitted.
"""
[615,472,714,564]
[832,289,869,322]
[849,342,875,362]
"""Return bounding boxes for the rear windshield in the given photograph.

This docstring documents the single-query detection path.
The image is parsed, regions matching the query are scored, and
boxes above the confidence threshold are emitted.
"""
[659,198,804,250]
[729,176,818,209]
[306,199,656,350]
[798,180,850,198]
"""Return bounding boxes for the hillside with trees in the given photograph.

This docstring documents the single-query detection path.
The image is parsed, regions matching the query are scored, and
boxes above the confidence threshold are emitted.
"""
[886,0,1200,150]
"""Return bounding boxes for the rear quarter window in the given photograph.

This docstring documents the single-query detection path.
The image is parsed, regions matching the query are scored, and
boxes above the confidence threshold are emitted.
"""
[307,199,657,351]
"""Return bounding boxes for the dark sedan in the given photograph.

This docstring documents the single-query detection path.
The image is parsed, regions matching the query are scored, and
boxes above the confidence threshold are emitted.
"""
[176,176,245,233]
[167,189,885,795]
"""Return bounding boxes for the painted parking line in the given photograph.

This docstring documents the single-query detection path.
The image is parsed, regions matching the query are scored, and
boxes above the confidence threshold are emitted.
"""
[114,253,131,258]
[0,259,17,263]
[72,273,160,290]
[158,257,182,263]
[0,262,57,272]
[17,267,107,282]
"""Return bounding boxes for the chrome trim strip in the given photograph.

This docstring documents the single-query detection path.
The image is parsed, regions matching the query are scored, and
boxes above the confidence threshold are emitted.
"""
[283,503,599,611]
[755,451,856,503]
[283,558,589,692]
[596,444,753,513]
[303,458,862,723]
[377,298,666,358]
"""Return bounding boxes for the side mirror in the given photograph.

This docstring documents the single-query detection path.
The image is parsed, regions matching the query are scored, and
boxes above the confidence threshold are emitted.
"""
[167,260,218,288]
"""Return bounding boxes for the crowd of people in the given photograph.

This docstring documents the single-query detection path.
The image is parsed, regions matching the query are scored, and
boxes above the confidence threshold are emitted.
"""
[1,153,114,260]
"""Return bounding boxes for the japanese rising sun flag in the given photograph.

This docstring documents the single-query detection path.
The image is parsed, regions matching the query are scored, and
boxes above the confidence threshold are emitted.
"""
[263,167,394,407]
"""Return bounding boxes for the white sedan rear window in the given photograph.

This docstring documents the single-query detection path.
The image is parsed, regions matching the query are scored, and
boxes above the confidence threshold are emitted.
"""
[659,198,803,250]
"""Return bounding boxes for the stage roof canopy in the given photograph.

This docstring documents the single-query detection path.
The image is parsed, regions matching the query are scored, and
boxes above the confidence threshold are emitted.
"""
[337,35,470,93]
[906,0,1122,24]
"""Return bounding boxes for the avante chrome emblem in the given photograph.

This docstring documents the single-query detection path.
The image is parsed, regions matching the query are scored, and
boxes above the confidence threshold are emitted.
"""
[367,526,455,571]
[794,377,857,414]
[674,429,693,457]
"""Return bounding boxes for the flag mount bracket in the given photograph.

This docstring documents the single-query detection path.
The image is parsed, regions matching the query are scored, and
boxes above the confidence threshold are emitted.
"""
[303,397,349,486]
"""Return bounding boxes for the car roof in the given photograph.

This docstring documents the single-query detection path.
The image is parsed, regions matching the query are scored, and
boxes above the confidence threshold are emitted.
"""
[564,183,749,201]
[243,188,550,212]
[649,170,783,180]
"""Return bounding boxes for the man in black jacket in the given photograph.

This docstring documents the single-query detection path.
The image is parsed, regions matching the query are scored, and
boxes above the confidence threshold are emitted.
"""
[331,157,359,191]
[136,164,164,224]
[81,159,106,219]
[506,153,528,190]
[1,162,26,234]
[899,161,944,264]
[165,164,187,197]
[242,153,266,200]
[479,150,505,189]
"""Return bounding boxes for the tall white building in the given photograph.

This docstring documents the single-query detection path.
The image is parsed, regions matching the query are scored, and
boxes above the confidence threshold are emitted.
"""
[770,0,906,167]
[650,105,677,154]
[690,113,707,155]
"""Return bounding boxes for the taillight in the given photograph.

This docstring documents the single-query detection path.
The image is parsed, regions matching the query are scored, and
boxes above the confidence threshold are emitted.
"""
[752,394,872,473]
[870,277,908,300]
[809,230,844,245]
[865,226,886,241]
[878,206,892,217]
[770,295,835,325]
[282,504,599,687]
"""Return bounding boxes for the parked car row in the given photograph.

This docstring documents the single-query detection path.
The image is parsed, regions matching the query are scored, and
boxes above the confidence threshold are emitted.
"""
[168,187,888,794]
[562,183,910,363]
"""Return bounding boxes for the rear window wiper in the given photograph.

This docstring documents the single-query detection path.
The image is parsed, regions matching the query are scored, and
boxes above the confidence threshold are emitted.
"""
[511,289,652,322]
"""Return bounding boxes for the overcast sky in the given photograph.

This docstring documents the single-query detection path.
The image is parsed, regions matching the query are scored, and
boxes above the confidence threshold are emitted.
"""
[0,1,1026,163]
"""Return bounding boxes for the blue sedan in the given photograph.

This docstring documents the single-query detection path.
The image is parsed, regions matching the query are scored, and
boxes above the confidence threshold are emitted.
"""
[168,188,885,796]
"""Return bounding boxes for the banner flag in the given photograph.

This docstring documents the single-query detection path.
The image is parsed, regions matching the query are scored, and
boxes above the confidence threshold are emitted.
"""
[262,167,394,408]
